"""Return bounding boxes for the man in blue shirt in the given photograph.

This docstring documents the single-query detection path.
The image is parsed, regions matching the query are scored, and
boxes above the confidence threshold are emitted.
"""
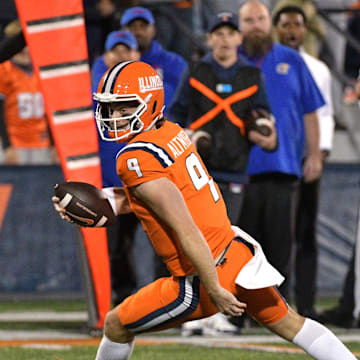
[120,7,187,112]
[274,5,336,319]
[237,0,324,301]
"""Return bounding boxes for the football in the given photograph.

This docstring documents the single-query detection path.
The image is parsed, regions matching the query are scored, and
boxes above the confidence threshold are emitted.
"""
[244,108,274,137]
[54,181,115,227]
[191,130,212,161]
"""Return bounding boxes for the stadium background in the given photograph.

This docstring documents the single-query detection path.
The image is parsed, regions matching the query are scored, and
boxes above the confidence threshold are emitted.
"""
[0,163,358,299]
[0,0,359,306]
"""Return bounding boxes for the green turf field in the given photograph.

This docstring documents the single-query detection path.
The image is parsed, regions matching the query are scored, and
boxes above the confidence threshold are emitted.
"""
[0,344,359,360]
[0,299,358,359]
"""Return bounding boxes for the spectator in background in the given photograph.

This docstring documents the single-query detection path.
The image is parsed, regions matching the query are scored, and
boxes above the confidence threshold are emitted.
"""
[318,71,360,328]
[91,30,140,109]
[169,11,276,224]
[0,24,25,63]
[0,20,56,165]
[169,11,276,335]
[237,0,324,301]
[83,0,139,65]
[274,5,335,319]
[151,0,195,61]
[343,1,360,105]
[120,6,187,112]
[272,0,326,58]
[91,30,140,305]
[318,245,359,328]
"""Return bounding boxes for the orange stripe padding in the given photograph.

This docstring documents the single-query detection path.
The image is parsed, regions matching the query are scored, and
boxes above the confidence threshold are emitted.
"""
[27,28,88,66]
[55,122,99,154]
[0,185,12,230]
[15,0,83,20]
[15,0,111,329]
[189,77,258,135]
[41,74,93,110]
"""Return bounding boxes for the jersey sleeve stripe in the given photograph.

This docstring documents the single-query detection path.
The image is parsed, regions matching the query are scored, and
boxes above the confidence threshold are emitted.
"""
[116,141,175,168]
[125,276,200,332]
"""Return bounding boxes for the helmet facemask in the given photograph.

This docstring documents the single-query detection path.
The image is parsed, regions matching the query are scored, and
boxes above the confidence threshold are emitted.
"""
[94,93,149,142]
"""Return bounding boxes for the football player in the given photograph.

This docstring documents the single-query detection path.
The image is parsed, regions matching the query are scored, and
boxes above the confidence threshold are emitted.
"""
[53,61,356,360]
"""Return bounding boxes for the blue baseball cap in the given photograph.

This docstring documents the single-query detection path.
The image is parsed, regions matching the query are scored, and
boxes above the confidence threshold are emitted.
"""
[105,30,138,51]
[207,11,239,33]
[120,7,155,27]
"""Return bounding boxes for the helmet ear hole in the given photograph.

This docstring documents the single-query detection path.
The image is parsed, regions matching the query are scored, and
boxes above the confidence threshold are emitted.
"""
[152,100,157,114]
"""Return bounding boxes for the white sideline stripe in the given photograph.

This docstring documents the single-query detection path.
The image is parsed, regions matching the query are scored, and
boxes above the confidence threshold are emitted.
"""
[21,344,72,350]
[67,157,100,170]
[40,64,89,79]
[0,330,359,348]
[139,333,360,344]
[59,193,72,208]
[27,18,84,34]
[53,110,93,125]
[0,312,87,322]
[0,330,89,340]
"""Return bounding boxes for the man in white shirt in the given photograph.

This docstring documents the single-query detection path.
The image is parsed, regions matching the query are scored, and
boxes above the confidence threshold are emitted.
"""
[274,4,335,318]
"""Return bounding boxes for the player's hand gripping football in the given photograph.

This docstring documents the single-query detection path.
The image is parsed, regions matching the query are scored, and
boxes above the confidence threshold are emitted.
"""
[209,286,247,317]
[52,196,74,223]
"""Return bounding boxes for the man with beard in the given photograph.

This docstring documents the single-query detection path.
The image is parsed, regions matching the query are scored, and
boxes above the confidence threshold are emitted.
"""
[237,0,324,302]
[274,5,335,319]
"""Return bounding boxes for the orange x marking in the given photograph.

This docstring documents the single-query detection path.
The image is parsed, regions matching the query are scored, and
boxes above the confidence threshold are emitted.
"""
[189,77,258,135]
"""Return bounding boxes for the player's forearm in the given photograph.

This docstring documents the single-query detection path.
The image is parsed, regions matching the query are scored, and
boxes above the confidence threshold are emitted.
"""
[131,178,222,294]
[304,112,321,157]
[178,225,222,296]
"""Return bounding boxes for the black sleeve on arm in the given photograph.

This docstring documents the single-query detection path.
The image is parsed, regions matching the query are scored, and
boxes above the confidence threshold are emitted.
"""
[0,98,10,149]
[0,32,26,63]
[167,66,191,128]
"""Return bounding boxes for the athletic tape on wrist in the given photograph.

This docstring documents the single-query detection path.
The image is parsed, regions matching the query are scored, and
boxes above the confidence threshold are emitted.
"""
[102,187,118,216]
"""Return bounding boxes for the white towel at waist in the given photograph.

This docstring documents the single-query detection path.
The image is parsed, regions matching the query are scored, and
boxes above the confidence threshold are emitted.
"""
[232,225,285,289]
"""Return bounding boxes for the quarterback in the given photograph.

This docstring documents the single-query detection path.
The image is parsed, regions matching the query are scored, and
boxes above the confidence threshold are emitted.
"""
[53,61,356,360]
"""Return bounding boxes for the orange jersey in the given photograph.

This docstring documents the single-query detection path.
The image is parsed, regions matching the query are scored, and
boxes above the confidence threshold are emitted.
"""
[0,61,50,148]
[116,120,234,277]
